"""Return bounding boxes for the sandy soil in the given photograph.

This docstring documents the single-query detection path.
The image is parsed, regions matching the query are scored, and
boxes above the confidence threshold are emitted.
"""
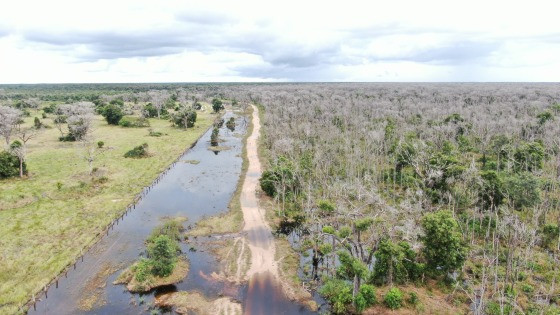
[155,291,242,315]
[240,105,279,279]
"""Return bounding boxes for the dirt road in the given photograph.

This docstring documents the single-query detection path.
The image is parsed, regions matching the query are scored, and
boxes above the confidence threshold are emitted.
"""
[240,105,279,279]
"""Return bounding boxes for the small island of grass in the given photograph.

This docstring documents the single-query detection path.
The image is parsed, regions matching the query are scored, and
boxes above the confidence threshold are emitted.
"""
[114,219,189,292]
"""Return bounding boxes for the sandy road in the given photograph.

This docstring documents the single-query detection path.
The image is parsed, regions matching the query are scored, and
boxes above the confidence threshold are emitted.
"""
[240,105,279,279]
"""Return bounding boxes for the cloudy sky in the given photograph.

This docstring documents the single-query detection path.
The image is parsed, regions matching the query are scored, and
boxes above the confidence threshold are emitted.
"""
[1,0,559,83]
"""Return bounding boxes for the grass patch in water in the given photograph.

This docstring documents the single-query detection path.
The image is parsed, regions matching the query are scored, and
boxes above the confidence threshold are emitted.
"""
[114,258,189,293]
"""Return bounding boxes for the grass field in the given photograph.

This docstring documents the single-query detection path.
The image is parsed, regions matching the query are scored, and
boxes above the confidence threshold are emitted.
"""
[0,106,214,314]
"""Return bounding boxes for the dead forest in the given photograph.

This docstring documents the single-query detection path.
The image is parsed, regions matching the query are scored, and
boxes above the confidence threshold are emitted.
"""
[224,83,560,314]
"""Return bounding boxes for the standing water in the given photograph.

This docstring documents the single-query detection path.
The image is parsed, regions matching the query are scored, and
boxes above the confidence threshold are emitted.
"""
[29,110,319,314]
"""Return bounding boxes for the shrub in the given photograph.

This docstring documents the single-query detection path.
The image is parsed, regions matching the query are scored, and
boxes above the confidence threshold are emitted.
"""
[318,200,335,216]
[144,103,158,118]
[210,127,219,146]
[97,141,104,148]
[407,292,419,305]
[134,258,151,282]
[119,116,150,128]
[34,117,42,129]
[384,287,403,310]
[542,224,560,249]
[148,129,163,137]
[147,235,177,277]
[355,284,376,313]
[59,134,76,142]
[101,103,124,125]
[0,151,25,179]
[260,170,278,196]
[319,279,354,314]
[124,143,149,158]
[226,117,235,131]
[43,103,58,114]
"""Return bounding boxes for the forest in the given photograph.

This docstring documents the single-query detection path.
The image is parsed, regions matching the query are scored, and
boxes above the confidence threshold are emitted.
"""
[1,83,560,314]
[246,83,560,314]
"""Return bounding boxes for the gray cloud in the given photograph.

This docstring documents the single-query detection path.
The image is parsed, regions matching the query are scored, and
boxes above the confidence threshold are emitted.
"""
[12,13,551,81]
[390,40,500,64]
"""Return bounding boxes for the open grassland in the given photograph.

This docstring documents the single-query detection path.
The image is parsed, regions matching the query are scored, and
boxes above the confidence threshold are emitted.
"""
[0,107,214,314]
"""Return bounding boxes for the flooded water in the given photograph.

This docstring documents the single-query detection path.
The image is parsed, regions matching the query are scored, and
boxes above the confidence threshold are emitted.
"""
[28,111,320,314]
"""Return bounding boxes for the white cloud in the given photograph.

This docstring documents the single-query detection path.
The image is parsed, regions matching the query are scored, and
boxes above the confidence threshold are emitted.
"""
[0,0,559,82]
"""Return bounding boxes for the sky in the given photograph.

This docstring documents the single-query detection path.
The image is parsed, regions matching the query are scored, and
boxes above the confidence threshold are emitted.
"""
[0,0,559,83]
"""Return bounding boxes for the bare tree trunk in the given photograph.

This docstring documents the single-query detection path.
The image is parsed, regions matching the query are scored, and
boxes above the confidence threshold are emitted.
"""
[19,157,23,178]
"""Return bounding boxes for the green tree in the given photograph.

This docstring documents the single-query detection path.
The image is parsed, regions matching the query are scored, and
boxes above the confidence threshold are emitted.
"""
[147,235,177,277]
[102,103,124,125]
[503,172,540,209]
[0,150,25,178]
[479,170,505,209]
[513,141,545,172]
[372,240,420,285]
[212,98,224,113]
[171,109,197,128]
[421,210,467,276]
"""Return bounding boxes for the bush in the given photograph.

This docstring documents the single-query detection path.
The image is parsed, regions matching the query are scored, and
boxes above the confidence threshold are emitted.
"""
[542,224,560,249]
[134,258,151,282]
[210,127,219,146]
[384,287,403,310]
[124,143,149,158]
[407,292,419,305]
[59,134,76,142]
[355,284,376,313]
[43,103,58,114]
[97,141,104,148]
[147,235,177,277]
[0,151,26,179]
[148,129,163,137]
[319,279,354,314]
[119,116,150,128]
[260,170,278,196]
[34,117,42,129]
[144,103,158,118]
[101,103,124,125]
[226,117,235,131]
